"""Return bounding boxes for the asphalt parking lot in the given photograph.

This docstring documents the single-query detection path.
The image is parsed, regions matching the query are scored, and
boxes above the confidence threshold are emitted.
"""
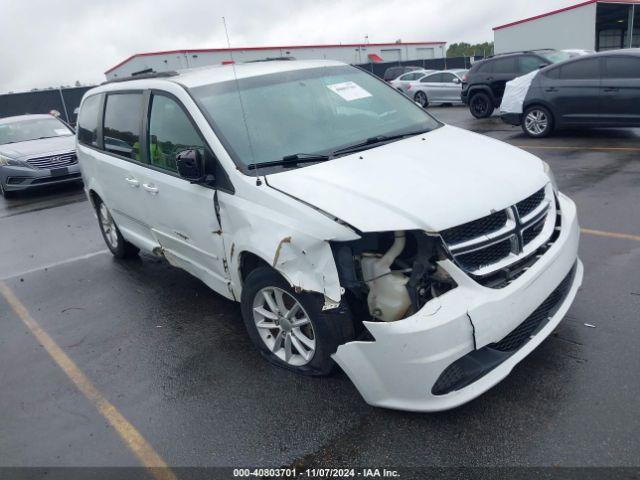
[1,107,639,477]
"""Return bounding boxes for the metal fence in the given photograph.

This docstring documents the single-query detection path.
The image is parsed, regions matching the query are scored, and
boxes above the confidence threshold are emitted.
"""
[357,55,484,77]
[0,86,94,125]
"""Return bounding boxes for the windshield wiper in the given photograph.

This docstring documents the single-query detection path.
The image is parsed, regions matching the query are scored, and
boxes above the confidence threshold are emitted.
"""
[247,153,331,171]
[331,129,430,157]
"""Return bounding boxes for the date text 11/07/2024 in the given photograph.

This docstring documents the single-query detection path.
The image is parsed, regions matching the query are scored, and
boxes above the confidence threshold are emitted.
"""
[232,468,401,478]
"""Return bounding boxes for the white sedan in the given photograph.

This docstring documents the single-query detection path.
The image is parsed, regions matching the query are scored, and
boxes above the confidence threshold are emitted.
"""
[406,69,468,107]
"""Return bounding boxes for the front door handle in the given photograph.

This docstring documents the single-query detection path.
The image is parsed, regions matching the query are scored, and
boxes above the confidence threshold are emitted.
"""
[142,183,159,195]
[124,177,140,188]
[545,87,558,92]
[603,87,619,92]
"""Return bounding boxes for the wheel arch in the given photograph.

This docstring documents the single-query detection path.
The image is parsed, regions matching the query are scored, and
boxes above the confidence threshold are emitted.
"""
[468,85,495,104]
[523,100,557,123]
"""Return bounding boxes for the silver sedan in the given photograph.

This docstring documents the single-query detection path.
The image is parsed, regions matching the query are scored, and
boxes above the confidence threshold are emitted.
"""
[406,69,468,107]
[389,70,436,94]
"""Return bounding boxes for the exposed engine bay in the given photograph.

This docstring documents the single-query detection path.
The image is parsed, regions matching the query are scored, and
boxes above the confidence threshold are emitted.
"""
[332,231,457,324]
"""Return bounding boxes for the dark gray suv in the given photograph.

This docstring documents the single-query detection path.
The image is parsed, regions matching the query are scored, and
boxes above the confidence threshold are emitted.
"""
[502,49,640,137]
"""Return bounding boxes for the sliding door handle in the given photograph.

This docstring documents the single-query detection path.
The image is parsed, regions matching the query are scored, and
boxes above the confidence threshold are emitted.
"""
[142,183,159,195]
[124,177,140,187]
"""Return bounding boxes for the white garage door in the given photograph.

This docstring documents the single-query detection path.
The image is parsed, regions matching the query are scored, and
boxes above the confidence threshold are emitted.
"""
[381,49,402,61]
[417,47,435,59]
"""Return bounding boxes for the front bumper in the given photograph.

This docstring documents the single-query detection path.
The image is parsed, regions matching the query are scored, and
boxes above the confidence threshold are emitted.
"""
[501,112,522,126]
[332,193,582,412]
[0,163,82,191]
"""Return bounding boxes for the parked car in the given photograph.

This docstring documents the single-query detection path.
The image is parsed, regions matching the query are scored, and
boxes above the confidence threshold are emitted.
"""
[77,60,582,412]
[389,69,434,93]
[382,65,422,82]
[501,49,640,137]
[0,114,80,198]
[406,69,468,107]
[461,49,589,118]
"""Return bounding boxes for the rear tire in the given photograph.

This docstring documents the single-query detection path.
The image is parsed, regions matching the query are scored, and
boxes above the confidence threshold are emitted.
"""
[469,92,494,118]
[414,91,429,108]
[94,197,139,259]
[240,266,354,376]
[522,105,554,138]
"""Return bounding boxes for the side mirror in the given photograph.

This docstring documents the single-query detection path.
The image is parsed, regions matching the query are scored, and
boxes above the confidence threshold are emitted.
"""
[176,149,205,182]
[452,77,461,84]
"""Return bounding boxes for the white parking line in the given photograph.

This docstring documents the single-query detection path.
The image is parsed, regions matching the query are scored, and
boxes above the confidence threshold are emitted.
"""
[1,249,109,281]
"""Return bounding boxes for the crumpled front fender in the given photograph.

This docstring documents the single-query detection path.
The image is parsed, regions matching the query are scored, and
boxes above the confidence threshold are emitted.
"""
[218,187,359,303]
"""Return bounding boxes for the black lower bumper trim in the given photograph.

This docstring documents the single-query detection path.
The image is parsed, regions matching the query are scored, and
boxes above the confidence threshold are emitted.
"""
[501,112,522,126]
[431,262,577,396]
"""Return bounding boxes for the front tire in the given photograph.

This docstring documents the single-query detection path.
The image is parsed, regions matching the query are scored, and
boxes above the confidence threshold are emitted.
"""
[94,197,139,259]
[0,183,15,199]
[469,92,494,118]
[522,105,554,138]
[414,91,429,108]
[241,267,354,376]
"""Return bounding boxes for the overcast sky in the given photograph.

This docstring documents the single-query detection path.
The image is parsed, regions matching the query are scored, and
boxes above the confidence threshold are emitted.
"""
[0,0,576,93]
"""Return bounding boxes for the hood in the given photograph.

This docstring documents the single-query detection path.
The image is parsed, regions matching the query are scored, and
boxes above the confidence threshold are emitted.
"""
[266,125,549,233]
[0,135,75,159]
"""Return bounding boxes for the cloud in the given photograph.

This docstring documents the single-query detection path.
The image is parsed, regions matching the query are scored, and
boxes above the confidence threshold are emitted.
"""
[0,0,574,93]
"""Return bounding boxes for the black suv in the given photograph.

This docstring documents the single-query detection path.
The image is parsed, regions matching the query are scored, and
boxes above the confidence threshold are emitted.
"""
[461,50,564,118]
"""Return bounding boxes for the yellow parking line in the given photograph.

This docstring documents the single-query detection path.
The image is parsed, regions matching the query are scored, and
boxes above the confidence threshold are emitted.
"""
[515,145,640,152]
[0,281,177,480]
[581,228,640,242]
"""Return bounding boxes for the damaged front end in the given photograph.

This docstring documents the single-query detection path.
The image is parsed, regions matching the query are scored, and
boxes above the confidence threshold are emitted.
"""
[331,230,457,327]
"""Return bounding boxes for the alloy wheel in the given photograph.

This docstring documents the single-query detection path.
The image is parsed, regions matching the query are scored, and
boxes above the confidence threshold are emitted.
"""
[252,286,316,366]
[472,97,488,117]
[99,203,119,249]
[524,109,548,136]
[415,91,427,107]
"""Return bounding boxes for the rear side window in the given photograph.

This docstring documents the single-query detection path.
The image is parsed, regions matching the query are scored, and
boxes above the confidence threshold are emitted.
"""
[422,73,442,83]
[103,93,144,160]
[492,57,517,73]
[604,56,640,78]
[147,94,207,173]
[519,56,543,74]
[77,94,101,147]
[559,58,600,79]
[474,61,492,73]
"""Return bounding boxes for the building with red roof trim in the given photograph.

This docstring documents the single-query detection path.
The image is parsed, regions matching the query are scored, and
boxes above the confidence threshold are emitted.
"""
[493,0,639,54]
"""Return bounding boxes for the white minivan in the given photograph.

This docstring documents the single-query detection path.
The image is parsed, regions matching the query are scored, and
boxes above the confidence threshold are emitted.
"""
[77,60,583,412]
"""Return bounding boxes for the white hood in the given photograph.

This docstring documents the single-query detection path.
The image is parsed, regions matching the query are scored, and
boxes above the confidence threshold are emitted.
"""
[266,125,549,233]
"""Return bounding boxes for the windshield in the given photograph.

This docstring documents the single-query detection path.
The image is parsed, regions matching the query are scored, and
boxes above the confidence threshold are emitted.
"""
[0,117,72,145]
[190,65,441,171]
[539,50,574,64]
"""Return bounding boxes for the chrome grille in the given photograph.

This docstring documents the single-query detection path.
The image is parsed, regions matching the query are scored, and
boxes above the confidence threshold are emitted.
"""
[26,152,77,169]
[441,186,555,287]
[441,211,508,244]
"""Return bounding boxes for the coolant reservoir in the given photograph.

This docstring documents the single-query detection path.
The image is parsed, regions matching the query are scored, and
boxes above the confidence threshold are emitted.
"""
[361,232,411,322]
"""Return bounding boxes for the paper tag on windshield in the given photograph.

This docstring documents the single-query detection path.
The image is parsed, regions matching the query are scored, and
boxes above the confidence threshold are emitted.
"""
[54,129,70,135]
[327,81,372,101]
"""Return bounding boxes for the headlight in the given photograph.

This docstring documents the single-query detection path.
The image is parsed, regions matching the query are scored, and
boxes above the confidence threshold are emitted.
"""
[0,154,29,167]
[542,161,558,192]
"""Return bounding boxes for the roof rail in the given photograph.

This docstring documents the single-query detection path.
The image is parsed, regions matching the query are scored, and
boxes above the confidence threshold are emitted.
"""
[487,48,554,58]
[101,70,179,85]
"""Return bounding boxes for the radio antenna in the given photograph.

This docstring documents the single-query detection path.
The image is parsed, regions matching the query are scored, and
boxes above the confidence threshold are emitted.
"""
[222,17,260,184]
